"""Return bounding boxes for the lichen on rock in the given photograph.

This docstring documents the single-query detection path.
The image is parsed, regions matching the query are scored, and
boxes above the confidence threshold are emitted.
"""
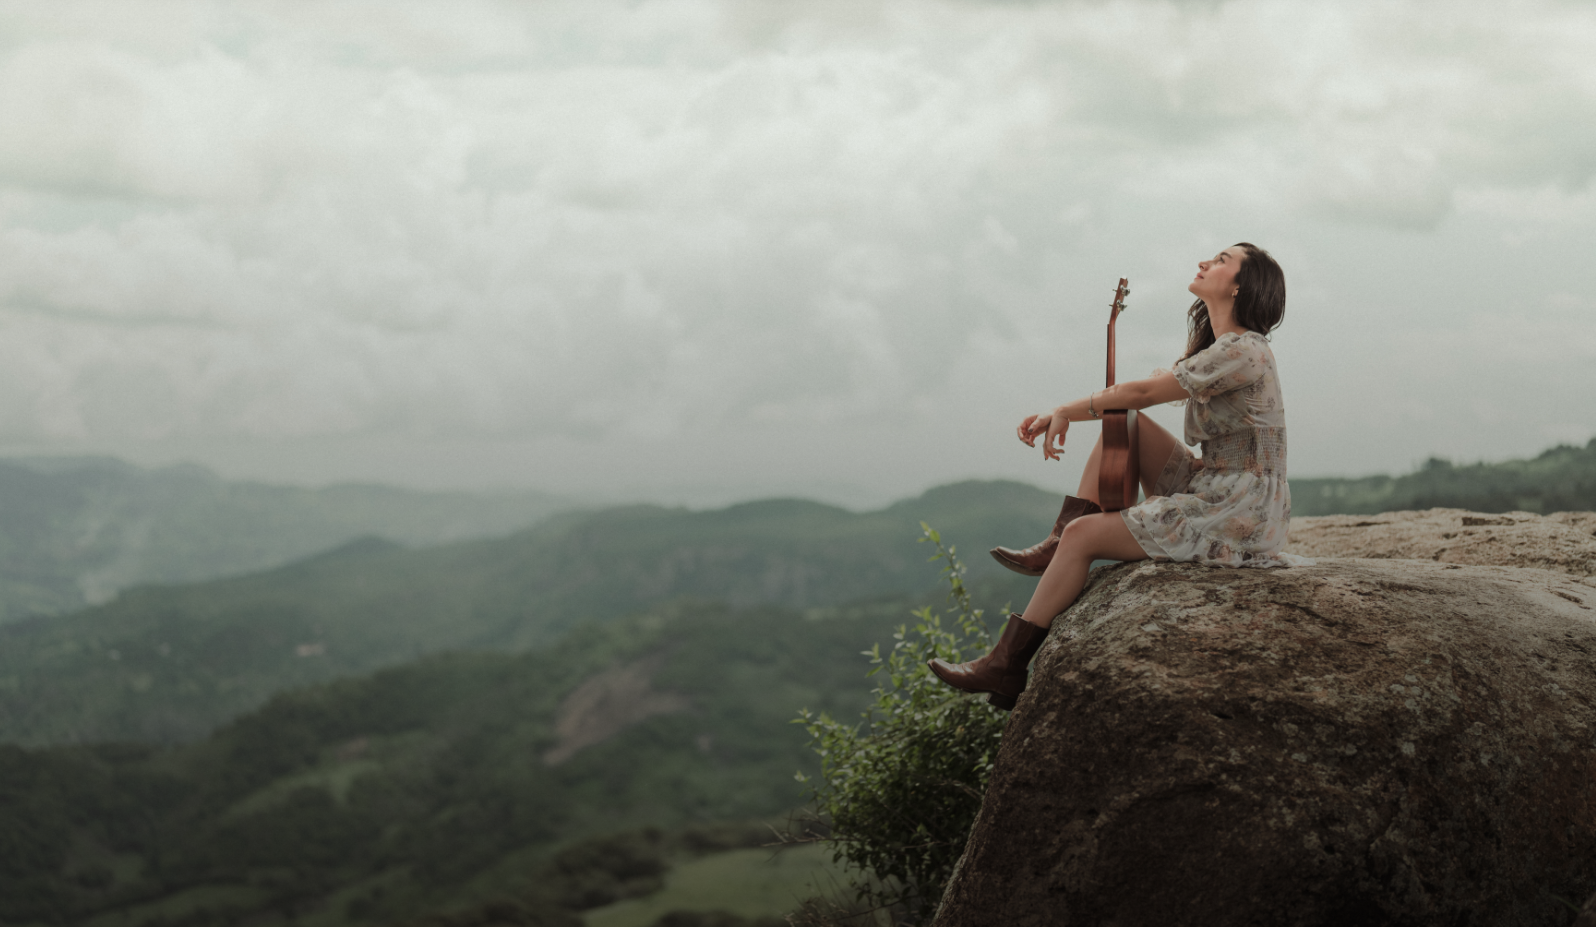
[934,510,1596,927]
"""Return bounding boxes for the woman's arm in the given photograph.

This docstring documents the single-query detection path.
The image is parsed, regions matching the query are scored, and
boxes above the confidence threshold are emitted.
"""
[1019,372,1187,460]
[1057,372,1187,421]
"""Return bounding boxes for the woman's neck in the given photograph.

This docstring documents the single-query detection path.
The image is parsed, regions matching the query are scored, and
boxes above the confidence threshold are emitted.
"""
[1206,299,1248,338]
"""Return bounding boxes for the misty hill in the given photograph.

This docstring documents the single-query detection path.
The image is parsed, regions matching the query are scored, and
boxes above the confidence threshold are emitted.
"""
[1292,437,1596,516]
[0,479,1051,746]
[0,456,565,624]
[0,599,902,926]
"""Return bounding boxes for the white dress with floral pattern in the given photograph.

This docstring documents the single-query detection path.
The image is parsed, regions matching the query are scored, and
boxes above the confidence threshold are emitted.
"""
[1120,331,1305,568]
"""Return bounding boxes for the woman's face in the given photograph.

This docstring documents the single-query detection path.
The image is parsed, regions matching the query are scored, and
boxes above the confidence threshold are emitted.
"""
[1188,246,1248,304]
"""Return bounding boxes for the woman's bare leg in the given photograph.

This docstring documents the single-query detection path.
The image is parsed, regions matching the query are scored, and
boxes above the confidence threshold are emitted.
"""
[1075,433,1103,504]
[1074,413,1180,504]
[1134,413,1182,499]
[1018,512,1148,628]
[1015,412,1178,626]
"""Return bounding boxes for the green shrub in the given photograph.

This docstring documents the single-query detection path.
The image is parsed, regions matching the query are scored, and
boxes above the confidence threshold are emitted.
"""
[796,524,1009,922]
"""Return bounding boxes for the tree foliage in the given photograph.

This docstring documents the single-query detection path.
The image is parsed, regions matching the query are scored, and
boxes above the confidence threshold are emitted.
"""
[796,524,1010,922]
[0,603,891,925]
[1290,436,1596,516]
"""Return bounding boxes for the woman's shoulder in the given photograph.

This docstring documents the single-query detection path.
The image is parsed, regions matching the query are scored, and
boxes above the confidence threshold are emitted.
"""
[1217,330,1269,346]
[1188,330,1267,361]
[1216,330,1273,359]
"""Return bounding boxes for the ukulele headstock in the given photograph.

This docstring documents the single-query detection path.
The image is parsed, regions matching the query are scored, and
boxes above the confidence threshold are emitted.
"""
[1109,277,1130,322]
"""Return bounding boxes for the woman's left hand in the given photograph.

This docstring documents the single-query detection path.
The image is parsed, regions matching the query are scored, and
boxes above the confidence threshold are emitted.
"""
[1041,407,1068,461]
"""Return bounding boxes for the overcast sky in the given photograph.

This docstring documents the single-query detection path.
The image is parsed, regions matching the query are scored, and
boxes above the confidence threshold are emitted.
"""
[0,0,1591,507]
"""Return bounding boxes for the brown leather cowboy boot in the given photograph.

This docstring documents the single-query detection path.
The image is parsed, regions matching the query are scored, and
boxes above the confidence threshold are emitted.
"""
[928,613,1049,711]
[989,496,1102,576]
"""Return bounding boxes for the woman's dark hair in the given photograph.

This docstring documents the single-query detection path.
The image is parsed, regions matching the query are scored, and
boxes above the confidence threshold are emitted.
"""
[1181,242,1286,361]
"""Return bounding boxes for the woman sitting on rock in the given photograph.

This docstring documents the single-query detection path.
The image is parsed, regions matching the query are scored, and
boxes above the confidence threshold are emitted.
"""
[931,242,1292,710]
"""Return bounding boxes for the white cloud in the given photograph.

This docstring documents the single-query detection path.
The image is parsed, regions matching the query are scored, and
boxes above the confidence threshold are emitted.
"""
[0,0,1588,499]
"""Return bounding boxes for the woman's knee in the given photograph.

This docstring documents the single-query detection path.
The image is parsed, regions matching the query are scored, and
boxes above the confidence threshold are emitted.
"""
[1062,511,1146,562]
[1060,513,1114,549]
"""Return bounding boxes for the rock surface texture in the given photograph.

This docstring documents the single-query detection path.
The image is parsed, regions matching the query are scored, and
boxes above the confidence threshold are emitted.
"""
[1286,508,1596,576]
[1578,890,1596,927]
[934,510,1596,927]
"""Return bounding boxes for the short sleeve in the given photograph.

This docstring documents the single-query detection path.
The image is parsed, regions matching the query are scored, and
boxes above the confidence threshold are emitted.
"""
[1173,334,1268,404]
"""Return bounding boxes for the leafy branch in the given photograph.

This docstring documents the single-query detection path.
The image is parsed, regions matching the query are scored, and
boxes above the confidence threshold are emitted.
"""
[794,523,1009,923]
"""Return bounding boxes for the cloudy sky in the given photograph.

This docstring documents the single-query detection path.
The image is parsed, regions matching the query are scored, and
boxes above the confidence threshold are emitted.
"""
[0,0,1591,507]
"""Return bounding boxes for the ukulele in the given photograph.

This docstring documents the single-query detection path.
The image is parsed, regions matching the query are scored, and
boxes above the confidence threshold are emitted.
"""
[1096,278,1141,512]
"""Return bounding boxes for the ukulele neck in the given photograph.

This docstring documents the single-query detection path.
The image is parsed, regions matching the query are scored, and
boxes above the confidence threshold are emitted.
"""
[1104,277,1128,391]
[1105,317,1117,389]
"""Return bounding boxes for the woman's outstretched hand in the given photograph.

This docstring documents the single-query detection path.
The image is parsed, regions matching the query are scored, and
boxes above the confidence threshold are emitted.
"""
[1017,409,1069,461]
[1016,412,1047,447]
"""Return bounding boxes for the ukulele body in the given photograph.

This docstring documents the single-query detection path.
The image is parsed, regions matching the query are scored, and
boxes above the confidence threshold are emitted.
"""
[1098,408,1140,512]
[1095,277,1141,513]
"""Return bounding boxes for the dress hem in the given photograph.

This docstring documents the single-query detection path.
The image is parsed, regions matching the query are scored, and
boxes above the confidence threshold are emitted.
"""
[1120,504,1312,569]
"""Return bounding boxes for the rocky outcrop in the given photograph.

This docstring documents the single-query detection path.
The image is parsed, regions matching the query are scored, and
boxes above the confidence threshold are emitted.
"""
[1286,508,1596,577]
[934,510,1596,927]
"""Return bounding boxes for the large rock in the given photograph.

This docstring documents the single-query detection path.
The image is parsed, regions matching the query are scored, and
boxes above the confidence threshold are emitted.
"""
[934,511,1596,927]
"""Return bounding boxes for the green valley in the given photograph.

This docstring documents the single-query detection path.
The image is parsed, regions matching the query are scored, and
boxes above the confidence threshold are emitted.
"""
[0,480,1048,746]
[0,596,936,927]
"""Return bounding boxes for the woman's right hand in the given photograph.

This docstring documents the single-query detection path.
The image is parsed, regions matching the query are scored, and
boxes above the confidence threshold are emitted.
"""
[1017,412,1052,447]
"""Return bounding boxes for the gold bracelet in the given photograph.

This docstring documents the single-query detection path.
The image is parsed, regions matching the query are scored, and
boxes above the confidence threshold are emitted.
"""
[1088,391,1100,419]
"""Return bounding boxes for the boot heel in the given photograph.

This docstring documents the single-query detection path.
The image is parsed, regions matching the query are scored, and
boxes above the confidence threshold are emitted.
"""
[987,692,1017,711]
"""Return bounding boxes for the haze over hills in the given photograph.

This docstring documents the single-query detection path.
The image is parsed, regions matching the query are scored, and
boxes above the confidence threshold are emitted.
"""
[0,600,906,927]
[0,456,567,625]
[1,433,1585,633]
[7,436,1596,747]
[0,479,1051,746]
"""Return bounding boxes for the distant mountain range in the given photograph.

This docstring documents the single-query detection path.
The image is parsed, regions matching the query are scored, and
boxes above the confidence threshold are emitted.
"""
[6,434,1595,748]
[1,436,1587,630]
[0,456,566,624]
[1291,437,1596,516]
[0,479,1049,746]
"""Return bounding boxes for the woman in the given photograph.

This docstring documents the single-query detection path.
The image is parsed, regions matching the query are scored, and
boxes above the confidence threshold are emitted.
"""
[930,242,1293,710]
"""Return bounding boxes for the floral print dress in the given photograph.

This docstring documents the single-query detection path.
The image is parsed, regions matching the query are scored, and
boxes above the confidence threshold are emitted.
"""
[1121,330,1305,568]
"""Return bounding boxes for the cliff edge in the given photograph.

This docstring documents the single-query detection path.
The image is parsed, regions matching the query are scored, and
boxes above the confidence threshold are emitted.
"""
[933,509,1596,926]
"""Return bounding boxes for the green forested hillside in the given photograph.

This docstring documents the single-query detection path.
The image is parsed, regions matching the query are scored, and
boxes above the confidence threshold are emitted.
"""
[0,599,909,927]
[0,480,1048,745]
[1291,438,1596,516]
[0,457,563,624]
